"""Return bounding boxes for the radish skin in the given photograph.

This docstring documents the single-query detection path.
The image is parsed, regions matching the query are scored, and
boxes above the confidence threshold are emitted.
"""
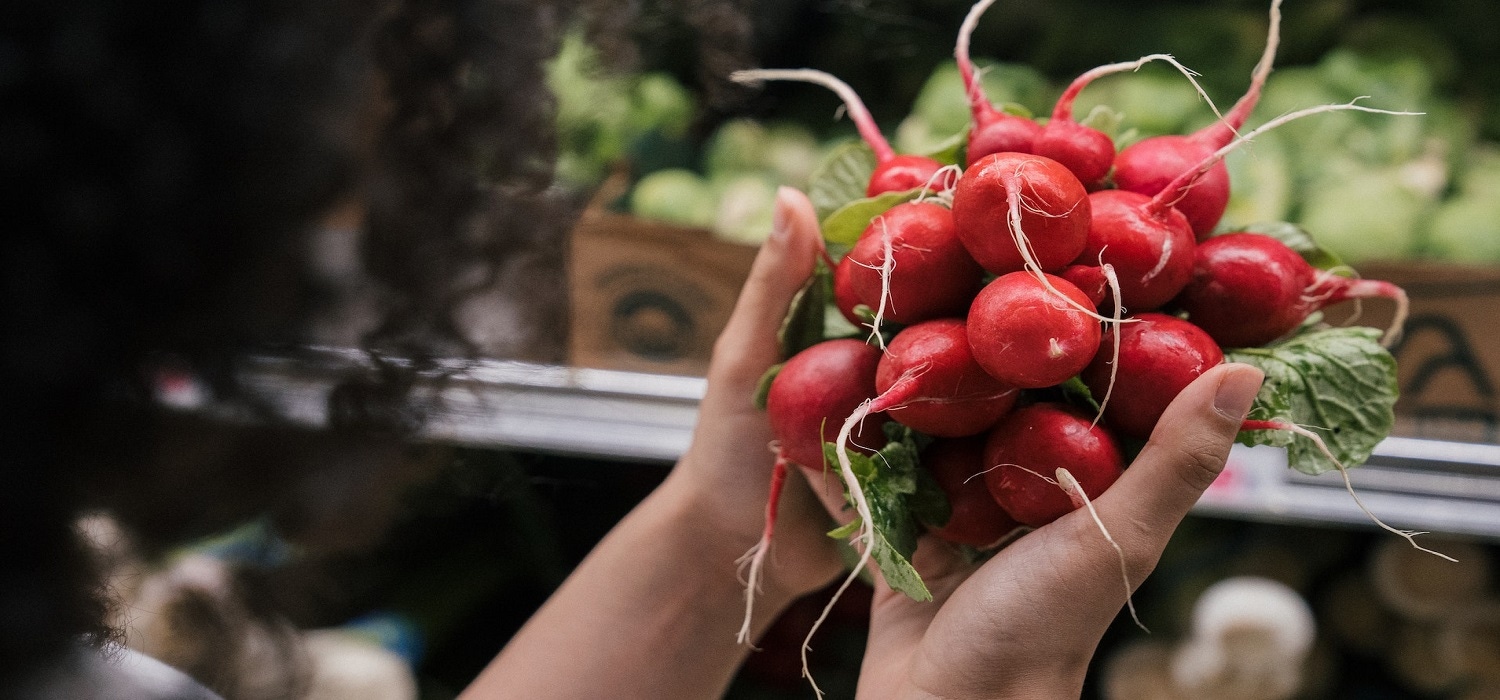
[845,202,985,326]
[968,271,1103,389]
[1178,232,1410,348]
[983,403,1125,527]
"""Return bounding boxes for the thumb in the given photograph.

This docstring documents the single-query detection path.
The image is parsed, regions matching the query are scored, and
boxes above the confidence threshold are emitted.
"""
[1092,362,1264,551]
[704,187,822,392]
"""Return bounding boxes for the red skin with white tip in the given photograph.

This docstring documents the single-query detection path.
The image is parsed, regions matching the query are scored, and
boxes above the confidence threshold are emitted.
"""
[875,319,1017,437]
[951,152,1092,275]
[983,403,1125,528]
[846,202,985,325]
[967,271,1101,389]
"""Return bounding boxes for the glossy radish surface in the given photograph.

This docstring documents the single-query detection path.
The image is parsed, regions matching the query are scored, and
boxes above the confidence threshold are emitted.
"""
[967,271,1101,389]
[766,339,888,468]
[875,319,1017,437]
[845,202,984,325]
[923,436,1020,547]
[1081,313,1224,439]
[951,152,1091,275]
[1075,188,1197,311]
[983,403,1125,528]
[1176,232,1407,348]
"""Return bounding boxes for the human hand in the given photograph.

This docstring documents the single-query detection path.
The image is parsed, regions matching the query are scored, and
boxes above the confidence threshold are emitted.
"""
[667,186,846,605]
[853,362,1265,699]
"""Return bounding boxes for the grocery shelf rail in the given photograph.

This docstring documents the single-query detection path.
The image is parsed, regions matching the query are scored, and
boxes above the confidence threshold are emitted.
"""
[228,348,1500,540]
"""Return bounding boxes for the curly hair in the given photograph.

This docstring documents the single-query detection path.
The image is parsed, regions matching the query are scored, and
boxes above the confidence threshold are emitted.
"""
[0,0,573,685]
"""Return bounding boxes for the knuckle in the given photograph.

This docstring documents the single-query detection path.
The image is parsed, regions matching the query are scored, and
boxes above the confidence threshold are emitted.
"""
[1171,438,1230,494]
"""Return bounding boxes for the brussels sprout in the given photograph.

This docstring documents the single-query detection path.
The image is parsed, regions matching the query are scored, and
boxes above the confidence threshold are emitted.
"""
[630,169,717,228]
[1297,166,1426,262]
[712,174,779,244]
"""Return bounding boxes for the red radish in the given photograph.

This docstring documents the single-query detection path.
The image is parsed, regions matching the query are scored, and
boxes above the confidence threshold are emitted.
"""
[730,68,944,197]
[982,403,1125,528]
[921,436,1021,547]
[875,319,1017,437]
[1081,313,1224,439]
[833,254,864,327]
[951,151,1091,275]
[953,0,1042,166]
[1061,264,1110,306]
[845,202,985,326]
[1036,53,1216,189]
[1073,188,1197,311]
[1176,232,1408,348]
[1113,0,1283,238]
[765,338,889,468]
[967,271,1102,389]
[748,338,888,647]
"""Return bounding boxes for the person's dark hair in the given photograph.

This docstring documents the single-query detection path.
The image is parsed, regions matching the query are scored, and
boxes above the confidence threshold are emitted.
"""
[0,0,580,685]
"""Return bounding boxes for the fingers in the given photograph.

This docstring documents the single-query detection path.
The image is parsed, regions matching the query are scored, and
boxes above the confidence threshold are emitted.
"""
[705,187,823,392]
[1094,362,1264,550]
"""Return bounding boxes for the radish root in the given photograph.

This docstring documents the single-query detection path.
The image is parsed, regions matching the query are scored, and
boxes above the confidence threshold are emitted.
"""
[731,68,894,162]
[736,451,790,646]
[1054,54,1222,125]
[800,400,882,699]
[1152,100,1424,215]
[1057,467,1148,633]
[1240,419,1454,561]
[1014,465,1147,632]
[1091,263,1125,430]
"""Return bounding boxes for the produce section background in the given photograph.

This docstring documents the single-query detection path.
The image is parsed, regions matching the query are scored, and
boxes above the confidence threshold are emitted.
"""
[114,1,1500,699]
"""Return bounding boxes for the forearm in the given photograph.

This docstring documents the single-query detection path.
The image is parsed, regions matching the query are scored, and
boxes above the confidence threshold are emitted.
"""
[461,472,795,700]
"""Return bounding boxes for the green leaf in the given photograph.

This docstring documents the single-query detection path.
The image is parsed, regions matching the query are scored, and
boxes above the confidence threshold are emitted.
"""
[1078,104,1127,141]
[809,142,877,221]
[910,465,952,529]
[998,102,1034,119]
[864,476,931,601]
[820,189,926,246]
[819,425,938,601]
[778,257,832,357]
[1225,222,1348,272]
[1228,327,1398,475]
[827,520,860,539]
[1060,376,1101,412]
[919,127,969,166]
[752,363,782,411]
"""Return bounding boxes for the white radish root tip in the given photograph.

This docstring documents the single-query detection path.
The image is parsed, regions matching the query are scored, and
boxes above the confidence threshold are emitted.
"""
[801,401,881,698]
[1250,421,1454,562]
[1153,99,1425,214]
[1091,263,1125,430]
[1054,54,1222,125]
[1055,469,1148,633]
[730,68,894,162]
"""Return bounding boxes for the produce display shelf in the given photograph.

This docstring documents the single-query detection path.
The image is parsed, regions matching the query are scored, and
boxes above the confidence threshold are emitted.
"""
[234,349,1500,540]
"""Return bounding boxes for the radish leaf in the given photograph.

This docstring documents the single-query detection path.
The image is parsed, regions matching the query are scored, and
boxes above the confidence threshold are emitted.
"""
[819,425,939,601]
[1228,327,1397,475]
[809,142,877,221]
[821,189,925,246]
[778,257,832,357]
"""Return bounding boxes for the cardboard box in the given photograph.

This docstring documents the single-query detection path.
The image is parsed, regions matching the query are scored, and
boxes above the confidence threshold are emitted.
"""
[1328,262,1500,443]
[568,211,760,376]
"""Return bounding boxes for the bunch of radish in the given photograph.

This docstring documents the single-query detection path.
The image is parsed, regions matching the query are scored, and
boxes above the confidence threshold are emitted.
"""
[728,0,1442,692]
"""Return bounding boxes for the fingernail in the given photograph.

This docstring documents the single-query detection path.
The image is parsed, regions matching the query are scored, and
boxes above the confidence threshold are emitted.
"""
[771,186,797,244]
[1214,364,1264,422]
